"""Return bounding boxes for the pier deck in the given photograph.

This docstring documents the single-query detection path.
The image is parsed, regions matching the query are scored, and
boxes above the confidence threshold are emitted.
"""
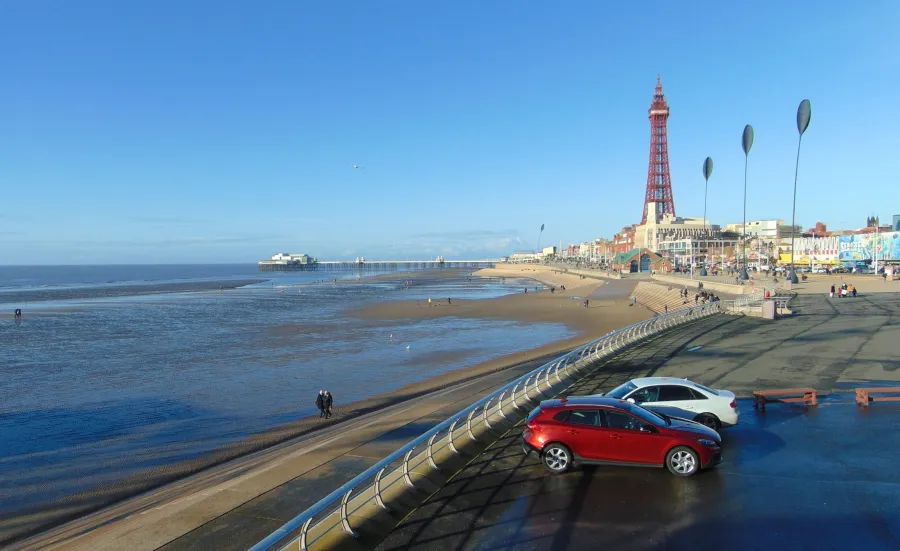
[257,260,499,272]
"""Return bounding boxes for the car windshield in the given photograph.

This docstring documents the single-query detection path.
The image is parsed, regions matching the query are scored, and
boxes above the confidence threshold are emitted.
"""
[625,403,669,426]
[605,381,637,399]
[692,382,719,396]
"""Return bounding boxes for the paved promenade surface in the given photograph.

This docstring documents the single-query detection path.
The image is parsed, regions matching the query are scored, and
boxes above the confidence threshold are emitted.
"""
[377,293,900,551]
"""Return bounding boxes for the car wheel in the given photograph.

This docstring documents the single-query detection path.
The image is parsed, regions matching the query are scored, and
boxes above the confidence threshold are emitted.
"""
[666,446,700,477]
[541,443,572,474]
[695,413,721,430]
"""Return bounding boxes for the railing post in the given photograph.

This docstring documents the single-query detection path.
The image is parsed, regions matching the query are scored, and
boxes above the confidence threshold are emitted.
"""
[534,369,546,396]
[403,446,416,487]
[554,361,563,383]
[340,488,357,536]
[374,467,390,511]
[482,398,493,429]
[426,432,440,470]
[497,390,508,419]
[466,409,477,440]
[447,419,459,454]
[511,383,521,409]
[298,517,313,551]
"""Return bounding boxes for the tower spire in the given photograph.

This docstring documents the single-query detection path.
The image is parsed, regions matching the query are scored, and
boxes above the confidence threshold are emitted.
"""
[641,76,676,225]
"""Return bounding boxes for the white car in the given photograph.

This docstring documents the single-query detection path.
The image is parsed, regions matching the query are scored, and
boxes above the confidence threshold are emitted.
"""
[597,377,739,430]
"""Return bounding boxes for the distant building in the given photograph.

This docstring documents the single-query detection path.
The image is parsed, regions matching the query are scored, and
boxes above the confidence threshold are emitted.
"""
[725,219,801,240]
[541,246,557,256]
[611,248,672,274]
[894,214,900,232]
[634,201,718,251]
[270,253,316,264]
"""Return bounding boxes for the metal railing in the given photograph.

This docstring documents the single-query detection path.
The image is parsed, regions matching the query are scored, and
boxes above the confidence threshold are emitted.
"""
[249,301,724,551]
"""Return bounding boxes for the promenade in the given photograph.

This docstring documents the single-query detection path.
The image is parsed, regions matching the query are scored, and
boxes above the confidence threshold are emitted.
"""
[377,292,900,551]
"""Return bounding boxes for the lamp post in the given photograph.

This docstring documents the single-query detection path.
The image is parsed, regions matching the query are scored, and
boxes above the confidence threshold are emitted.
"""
[789,100,811,285]
[740,125,754,281]
[700,157,713,276]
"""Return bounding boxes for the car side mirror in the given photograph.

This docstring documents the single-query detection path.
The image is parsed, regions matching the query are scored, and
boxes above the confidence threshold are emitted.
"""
[626,398,636,404]
[640,425,655,433]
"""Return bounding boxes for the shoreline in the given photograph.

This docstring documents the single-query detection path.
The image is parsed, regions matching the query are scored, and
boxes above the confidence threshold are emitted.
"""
[4,267,649,545]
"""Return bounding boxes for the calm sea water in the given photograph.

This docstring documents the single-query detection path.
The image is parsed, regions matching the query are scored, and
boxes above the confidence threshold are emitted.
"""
[0,265,571,536]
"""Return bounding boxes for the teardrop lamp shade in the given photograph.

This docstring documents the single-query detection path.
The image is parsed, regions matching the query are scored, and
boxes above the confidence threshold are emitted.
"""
[702,157,714,181]
[742,125,754,156]
[797,99,811,136]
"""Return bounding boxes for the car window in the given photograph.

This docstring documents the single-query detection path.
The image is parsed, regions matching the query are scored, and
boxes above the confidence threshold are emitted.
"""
[553,411,570,422]
[658,385,696,401]
[691,382,719,396]
[689,388,708,400]
[629,386,659,403]
[605,381,637,399]
[602,410,643,431]
[567,409,600,426]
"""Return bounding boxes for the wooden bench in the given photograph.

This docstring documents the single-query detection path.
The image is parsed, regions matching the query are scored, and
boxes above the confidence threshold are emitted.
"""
[752,388,817,411]
[855,387,900,407]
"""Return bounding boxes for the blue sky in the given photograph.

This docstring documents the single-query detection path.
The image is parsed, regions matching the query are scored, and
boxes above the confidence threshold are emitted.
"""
[1,1,898,264]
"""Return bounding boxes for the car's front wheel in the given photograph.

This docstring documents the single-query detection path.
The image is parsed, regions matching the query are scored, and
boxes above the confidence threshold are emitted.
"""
[665,446,700,477]
[541,443,572,474]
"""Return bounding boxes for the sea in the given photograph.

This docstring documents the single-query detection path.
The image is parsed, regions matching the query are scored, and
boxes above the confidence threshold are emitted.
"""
[0,264,573,543]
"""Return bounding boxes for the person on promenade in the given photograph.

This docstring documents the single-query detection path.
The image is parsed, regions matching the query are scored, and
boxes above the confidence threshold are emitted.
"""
[664,304,668,314]
[830,284,835,298]
[14,308,22,319]
[316,391,326,418]
[324,391,333,418]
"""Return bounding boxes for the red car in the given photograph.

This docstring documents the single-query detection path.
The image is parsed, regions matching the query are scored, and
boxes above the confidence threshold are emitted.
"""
[522,396,723,477]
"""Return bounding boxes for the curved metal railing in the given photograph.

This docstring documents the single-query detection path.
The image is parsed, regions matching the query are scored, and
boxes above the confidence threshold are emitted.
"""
[248,301,723,551]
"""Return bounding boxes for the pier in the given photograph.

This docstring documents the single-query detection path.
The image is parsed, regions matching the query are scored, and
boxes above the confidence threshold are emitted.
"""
[257,258,500,272]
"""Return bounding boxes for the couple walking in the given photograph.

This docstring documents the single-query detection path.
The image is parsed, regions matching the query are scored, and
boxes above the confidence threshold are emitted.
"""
[316,390,334,419]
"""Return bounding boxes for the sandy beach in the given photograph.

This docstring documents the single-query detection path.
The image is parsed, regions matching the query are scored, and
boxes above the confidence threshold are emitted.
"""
[4,266,653,544]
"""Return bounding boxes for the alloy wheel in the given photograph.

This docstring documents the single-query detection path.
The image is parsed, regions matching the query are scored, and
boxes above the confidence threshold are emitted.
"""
[544,446,569,472]
[669,450,697,475]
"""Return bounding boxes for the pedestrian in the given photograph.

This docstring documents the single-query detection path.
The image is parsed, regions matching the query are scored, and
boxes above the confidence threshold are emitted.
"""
[428,297,432,306]
[830,284,835,298]
[14,308,22,319]
[324,391,333,418]
[447,298,451,305]
[316,390,325,418]
[632,296,637,307]
[664,304,668,314]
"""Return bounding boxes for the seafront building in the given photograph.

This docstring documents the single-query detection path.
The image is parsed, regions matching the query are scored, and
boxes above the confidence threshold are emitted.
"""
[552,77,900,273]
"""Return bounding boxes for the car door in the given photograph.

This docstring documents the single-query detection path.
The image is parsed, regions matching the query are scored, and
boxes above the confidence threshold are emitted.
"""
[641,384,698,419]
[559,408,604,459]
[599,409,667,464]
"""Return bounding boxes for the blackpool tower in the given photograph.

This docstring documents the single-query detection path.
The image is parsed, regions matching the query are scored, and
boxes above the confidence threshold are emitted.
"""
[640,76,676,225]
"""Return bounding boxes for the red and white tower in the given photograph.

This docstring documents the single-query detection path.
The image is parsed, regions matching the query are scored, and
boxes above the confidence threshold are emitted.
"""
[640,76,676,225]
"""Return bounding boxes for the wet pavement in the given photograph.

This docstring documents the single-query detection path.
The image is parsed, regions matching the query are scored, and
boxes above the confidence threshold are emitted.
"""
[376,294,900,551]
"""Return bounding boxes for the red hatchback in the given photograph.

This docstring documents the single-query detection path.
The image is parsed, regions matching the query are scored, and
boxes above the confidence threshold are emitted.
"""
[522,396,723,477]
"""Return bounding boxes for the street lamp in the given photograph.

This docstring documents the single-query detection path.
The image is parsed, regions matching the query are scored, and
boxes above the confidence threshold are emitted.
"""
[700,157,713,276]
[789,100,811,285]
[740,125,754,281]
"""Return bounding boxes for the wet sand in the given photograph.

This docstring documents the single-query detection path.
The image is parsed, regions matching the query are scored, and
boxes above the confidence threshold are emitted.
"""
[4,267,650,544]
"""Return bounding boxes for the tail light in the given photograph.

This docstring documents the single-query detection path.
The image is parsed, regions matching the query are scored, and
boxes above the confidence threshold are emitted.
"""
[729,399,737,409]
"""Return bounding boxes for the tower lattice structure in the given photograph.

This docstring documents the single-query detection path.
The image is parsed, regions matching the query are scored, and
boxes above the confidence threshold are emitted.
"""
[641,75,676,225]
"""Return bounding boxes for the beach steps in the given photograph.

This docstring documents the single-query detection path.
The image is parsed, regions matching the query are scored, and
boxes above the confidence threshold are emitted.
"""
[633,281,699,314]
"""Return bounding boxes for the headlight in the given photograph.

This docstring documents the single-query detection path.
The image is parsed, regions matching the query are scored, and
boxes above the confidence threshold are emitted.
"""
[698,439,718,446]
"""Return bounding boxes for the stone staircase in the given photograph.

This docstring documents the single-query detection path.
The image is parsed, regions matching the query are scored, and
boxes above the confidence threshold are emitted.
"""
[633,281,702,314]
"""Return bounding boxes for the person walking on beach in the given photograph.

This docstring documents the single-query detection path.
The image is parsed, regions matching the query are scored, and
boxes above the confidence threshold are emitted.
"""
[447,298,451,305]
[316,391,326,418]
[324,391,333,418]
[428,297,432,306]
[14,308,22,320]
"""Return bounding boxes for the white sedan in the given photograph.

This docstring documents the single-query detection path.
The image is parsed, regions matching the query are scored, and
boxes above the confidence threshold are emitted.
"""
[597,377,739,430]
